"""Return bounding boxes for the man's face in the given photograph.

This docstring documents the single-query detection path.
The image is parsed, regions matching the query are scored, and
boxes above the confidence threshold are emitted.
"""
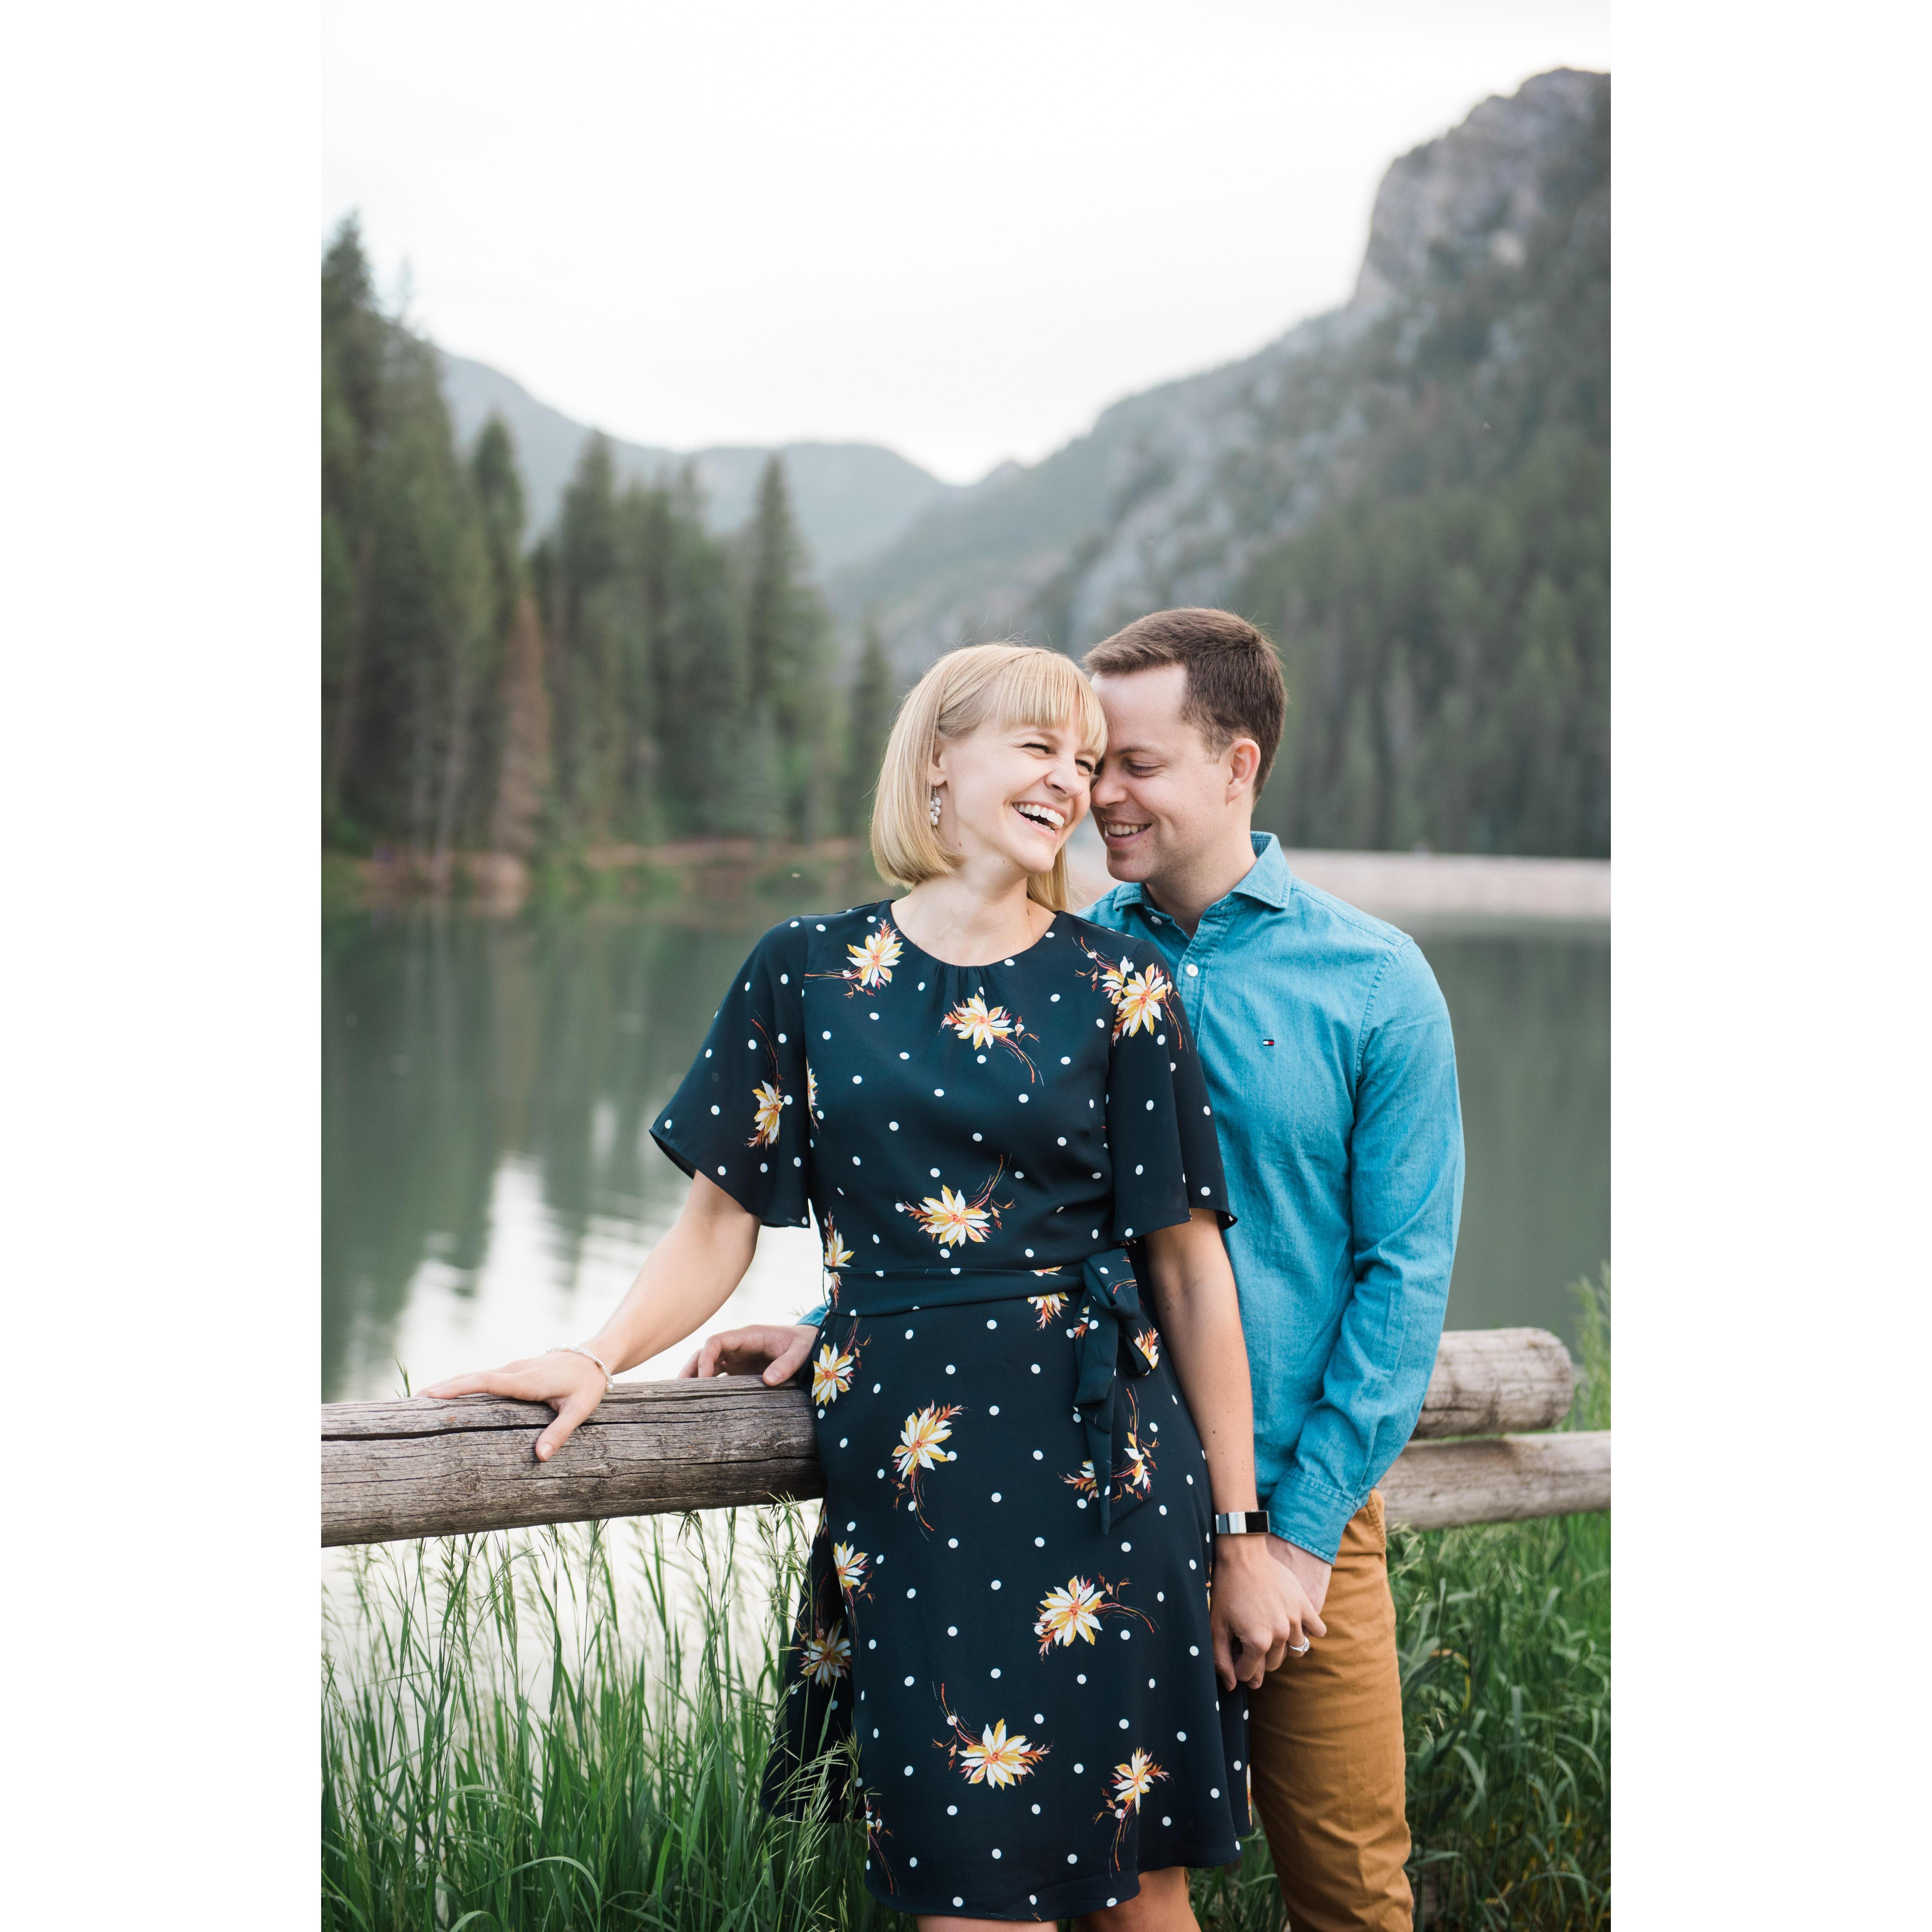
[1090,664,1249,883]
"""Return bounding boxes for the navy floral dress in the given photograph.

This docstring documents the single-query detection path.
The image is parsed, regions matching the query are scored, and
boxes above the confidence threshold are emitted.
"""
[652,903,1250,1921]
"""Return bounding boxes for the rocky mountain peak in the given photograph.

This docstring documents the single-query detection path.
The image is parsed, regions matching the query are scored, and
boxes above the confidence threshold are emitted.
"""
[1350,68,1606,315]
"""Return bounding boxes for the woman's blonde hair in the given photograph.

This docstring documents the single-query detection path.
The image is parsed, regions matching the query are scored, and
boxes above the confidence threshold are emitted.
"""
[871,642,1107,912]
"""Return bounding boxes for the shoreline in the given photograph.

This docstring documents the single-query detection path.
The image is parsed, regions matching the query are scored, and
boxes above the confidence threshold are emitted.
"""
[326,838,1611,924]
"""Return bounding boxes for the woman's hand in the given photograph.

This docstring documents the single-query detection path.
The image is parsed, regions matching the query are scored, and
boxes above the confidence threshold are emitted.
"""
[420,1351,609,1463]
[1210,1535,1327,1690]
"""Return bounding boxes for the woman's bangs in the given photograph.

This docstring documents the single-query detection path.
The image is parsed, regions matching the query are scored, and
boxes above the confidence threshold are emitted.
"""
[990,653,1107,758]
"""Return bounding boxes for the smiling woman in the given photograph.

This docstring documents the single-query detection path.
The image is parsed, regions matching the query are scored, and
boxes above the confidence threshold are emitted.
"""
[871,642,1108,917]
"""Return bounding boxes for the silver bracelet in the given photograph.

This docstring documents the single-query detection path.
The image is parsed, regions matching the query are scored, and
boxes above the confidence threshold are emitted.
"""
[548,1344,613,1396]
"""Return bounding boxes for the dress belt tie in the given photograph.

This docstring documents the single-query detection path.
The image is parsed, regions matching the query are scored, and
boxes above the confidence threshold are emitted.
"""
[828,1252,1157,1534]
[1071,1246,1154,1534]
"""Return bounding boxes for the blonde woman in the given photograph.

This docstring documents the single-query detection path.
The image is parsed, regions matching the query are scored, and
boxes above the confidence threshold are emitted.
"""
[425,643,1316,1930]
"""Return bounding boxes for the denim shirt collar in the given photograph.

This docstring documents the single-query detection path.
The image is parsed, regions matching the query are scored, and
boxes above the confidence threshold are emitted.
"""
[1116,832,1292,926]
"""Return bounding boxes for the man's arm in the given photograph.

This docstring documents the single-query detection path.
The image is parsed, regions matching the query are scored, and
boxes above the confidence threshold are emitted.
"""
[1268,939,1465,1565]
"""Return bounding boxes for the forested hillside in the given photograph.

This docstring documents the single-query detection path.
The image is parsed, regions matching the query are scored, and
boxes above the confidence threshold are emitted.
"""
[322,218,892,863]
[834,68,1609,856]
[323,68,1608,870]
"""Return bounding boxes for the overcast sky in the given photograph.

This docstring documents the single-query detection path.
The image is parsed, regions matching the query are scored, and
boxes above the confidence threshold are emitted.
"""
[324,0,1610,483]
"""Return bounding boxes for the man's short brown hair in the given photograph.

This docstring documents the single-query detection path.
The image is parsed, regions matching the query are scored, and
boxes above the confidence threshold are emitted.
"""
[1083,608,1287,788]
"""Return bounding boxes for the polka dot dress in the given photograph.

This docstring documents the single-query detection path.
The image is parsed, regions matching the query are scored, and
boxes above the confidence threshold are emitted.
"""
[653,905,1249,1921]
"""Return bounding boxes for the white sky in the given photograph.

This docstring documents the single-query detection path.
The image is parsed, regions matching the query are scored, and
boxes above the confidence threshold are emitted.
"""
[324,0,1610,483]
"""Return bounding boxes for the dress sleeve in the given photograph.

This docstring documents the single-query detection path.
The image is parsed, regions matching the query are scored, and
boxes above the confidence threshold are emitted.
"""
[1105,971,1233,1243]
[649,923,813,1227]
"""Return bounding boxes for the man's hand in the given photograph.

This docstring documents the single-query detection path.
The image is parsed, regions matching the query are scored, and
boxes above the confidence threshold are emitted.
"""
[677,1322,818,1385]
[1210,1535,1326,1690]
[1267,1534,1334,1621]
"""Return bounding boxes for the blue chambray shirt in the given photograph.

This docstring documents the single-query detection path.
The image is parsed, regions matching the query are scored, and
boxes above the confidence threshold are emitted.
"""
[1081,833,1464,1563]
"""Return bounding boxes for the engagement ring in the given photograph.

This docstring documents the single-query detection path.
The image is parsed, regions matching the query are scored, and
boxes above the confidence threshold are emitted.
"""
[1289,1640,1311,1656]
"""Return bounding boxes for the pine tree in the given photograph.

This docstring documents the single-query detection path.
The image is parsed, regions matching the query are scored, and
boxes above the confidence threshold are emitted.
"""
[840,614,896,836]
[487,590,553,858]
[321,216,388,838]
[548,435,625,839]
[653,468,754,837]
[742,456,833,840]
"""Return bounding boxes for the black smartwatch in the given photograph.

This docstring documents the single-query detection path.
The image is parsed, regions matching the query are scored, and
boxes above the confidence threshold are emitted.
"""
[1212,1510,1272,1537]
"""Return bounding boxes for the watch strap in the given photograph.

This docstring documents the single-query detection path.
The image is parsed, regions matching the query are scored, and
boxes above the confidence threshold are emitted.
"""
[1212,1510,1271,1537]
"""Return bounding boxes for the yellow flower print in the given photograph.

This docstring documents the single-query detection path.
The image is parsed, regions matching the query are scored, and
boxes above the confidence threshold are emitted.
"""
[1033,1573,1154,1659]
[1029,1291,1069,1328]
[807,1064,821,1120]
[1110,1747,1165,1813]
[1064,1391,1156,1503]
[1113,965,1174,1038]
[745,1017,788,1146]
[942,992,1039,1080]
[832,1541,871,1600]
[1132,1325,1161,1370]
[891,1402,963,1529]
[896,1161,1009,1251]
[807,920,904,996]
[1034,1576,1105,1651]
[893,1404,959,1477]
[907,1186,991,1245]
[799,1620,851,1686]
[1096,1748,1170,1865]
[1076,937,1179,1041]
[946,992,1014,1049]
[821,1217,854,1303]
[849,926,902,988]
[813,1340,857,1406]
[936,1687,1051,1787]
[860,1791,895,1892]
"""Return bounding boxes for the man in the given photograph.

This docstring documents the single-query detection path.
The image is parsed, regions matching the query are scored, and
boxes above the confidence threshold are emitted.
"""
[689,608,1463,1931]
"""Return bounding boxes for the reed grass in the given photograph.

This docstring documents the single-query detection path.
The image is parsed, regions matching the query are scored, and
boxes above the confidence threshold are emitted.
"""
[323,1272,1609,1931]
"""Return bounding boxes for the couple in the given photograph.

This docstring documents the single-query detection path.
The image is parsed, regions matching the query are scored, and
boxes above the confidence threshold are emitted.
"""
[426,609,1463,1932]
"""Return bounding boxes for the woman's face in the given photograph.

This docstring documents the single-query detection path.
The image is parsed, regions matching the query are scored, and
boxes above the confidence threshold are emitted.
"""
[931,716,1097,880]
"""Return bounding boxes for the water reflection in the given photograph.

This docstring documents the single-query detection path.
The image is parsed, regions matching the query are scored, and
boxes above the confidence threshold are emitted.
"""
[323,898,1609,1401]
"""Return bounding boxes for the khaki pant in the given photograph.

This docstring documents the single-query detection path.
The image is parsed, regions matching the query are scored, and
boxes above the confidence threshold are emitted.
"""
[1246,1491,1412,1932]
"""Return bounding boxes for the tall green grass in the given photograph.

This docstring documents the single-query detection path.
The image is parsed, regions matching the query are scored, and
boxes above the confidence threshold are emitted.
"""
[1395,1268,1611,1930]
[323,1274,1609,1931]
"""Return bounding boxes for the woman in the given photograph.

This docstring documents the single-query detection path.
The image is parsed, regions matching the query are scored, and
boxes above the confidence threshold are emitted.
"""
[425,643,1314,1930]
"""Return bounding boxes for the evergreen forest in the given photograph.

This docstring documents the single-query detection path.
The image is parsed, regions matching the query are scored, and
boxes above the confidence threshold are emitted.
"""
[321,217,894,869]
[1241,88,1610,856]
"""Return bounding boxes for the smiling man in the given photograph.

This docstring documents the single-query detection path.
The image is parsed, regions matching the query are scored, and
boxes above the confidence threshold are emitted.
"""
[1078,606,1463,1932]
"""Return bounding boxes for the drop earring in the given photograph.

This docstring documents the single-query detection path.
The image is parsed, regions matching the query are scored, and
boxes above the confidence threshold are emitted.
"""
[928,790,943,826]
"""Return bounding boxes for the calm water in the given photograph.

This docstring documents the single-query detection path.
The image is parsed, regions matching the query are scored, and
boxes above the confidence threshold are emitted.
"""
[322,894,1609,1403]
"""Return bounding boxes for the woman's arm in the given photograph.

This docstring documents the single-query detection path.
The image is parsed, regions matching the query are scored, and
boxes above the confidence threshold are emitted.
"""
[421,1173,761,1461]
[1141,1210,1326,1689]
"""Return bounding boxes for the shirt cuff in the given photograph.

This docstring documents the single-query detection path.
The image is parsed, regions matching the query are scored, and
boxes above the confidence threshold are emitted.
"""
[1261,1471,1359,1566]
[798,1304,829,1328]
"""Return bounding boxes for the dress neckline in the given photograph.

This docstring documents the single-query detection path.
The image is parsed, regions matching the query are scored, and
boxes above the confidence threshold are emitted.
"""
[883,898,1060,970]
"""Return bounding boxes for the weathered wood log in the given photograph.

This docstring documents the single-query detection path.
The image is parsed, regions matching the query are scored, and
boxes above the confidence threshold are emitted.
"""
[1410,1326,1574,1439]
[324,1327,1592,1547]
[323,1378,821,1547]
[1380,1431,1611,1530]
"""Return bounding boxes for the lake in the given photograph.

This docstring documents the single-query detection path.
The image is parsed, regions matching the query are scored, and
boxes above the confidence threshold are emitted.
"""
[322,889,1609,1403]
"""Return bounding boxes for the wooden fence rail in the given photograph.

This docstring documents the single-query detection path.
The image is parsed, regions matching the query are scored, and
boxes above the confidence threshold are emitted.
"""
[322,1325,1607,1549]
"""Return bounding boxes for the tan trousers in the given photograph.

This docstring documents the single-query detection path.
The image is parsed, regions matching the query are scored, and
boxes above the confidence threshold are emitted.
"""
[1245,1491,1412,1932]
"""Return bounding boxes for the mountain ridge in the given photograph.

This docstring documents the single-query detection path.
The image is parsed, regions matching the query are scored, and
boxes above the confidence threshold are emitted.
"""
[829,68,1608,673]
[437,350,967,576]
